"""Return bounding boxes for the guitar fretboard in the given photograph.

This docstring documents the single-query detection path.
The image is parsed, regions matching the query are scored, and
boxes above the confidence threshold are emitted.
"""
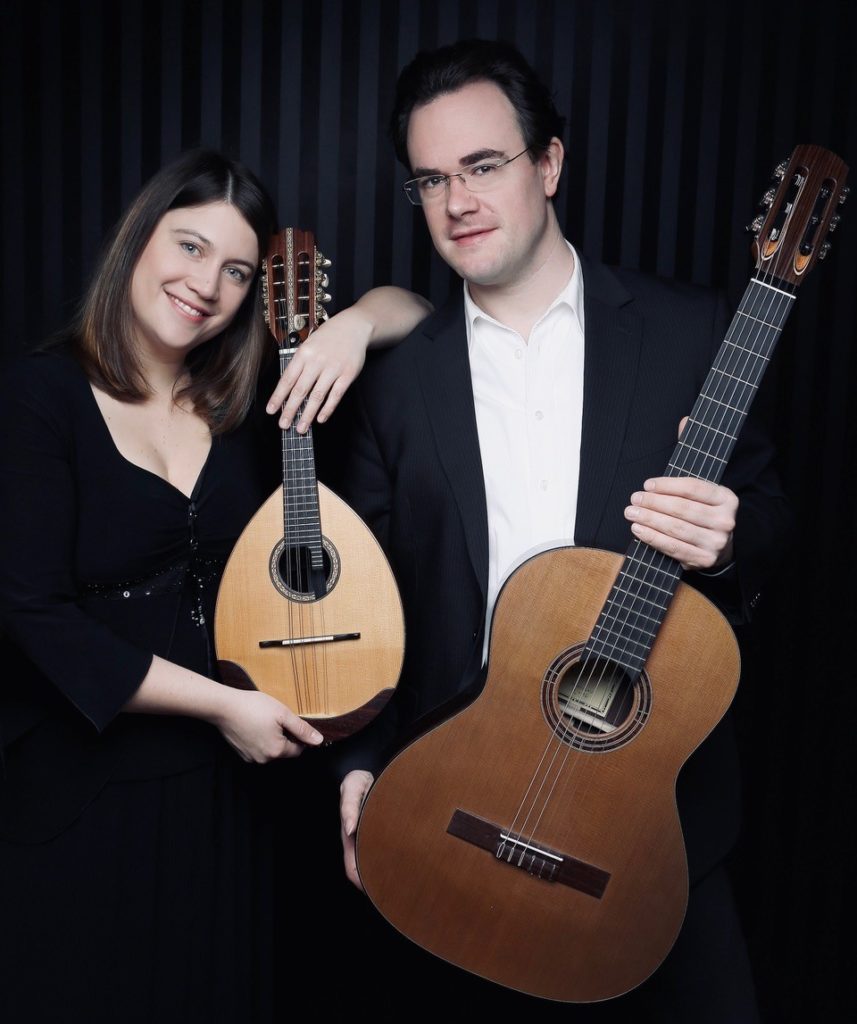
[584,275,796,675]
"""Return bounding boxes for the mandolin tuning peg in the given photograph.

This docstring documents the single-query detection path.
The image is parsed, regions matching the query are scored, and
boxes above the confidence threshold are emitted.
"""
[316,272,330,288]
[316,252,332,268]
[293,313,307,331]
[319,292,332,304]
[315,305,330,322]
[839,186,850,205]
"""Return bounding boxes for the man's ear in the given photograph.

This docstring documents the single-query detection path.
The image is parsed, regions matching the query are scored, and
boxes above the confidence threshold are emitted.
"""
[541,137,565,198]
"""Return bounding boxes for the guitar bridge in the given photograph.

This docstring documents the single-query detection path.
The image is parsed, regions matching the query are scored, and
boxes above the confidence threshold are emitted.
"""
[447,809,610,898]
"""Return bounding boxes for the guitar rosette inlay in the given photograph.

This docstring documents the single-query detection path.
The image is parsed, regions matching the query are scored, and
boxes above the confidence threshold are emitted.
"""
[541,643,651,752]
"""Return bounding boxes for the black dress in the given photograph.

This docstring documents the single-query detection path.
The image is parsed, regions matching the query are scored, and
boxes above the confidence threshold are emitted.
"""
[0,349,281,1023]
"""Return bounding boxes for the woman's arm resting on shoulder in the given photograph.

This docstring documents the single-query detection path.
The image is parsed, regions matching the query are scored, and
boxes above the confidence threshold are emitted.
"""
[266,287,432,432]
[123,655,324,762]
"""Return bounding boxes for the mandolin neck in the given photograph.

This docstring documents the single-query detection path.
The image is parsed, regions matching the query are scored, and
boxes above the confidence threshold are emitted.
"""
[584,273,796,674]
[279,349,324,570]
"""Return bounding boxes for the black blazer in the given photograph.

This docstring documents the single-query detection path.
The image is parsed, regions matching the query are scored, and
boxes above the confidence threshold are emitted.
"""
[328,257,791,878]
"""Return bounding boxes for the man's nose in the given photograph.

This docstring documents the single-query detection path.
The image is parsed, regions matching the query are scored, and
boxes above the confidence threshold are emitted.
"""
[445,174,479,216]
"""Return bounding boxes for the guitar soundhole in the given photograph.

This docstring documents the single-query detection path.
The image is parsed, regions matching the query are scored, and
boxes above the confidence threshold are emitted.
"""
[269,535,341,603]
[541,644,651,752]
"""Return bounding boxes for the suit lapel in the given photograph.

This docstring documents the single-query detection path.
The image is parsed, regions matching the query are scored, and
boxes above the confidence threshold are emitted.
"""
[575,258,642,546]
[414,295,489,601]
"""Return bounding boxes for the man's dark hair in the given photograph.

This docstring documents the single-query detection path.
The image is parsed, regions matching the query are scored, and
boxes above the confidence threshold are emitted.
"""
[390,38,566,169]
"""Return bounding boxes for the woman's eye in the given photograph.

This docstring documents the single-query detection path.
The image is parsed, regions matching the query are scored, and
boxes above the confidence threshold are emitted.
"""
[180,241,201,256]
[224,266,248,284]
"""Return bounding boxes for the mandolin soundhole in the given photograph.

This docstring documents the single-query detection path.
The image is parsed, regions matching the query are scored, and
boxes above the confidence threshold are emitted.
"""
[541,644,651,752]
[268,535,341,603]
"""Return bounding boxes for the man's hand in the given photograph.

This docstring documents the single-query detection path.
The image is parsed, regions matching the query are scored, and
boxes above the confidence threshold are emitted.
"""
[624,475,737,570]
[623,417,737,571]
[339,769,374,891]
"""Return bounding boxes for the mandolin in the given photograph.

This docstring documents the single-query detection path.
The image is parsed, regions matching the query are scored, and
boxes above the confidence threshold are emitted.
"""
[214,229,404,741]
[356,145,849,999]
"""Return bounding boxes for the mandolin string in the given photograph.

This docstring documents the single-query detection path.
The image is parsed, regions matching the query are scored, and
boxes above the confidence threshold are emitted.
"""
[293,240,330,718]
[499,180,800,862]
[279,325,305,714]
[275,262,304,714]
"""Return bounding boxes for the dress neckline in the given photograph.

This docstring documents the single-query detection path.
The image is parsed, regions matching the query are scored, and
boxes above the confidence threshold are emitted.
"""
[82,374,214,503]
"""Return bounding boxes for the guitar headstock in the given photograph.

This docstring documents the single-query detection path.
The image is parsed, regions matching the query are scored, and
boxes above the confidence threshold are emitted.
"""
[261,228,333,350]
[747,144,848,287]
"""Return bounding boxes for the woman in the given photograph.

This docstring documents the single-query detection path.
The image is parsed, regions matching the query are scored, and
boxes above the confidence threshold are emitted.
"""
[0,150,428,1023]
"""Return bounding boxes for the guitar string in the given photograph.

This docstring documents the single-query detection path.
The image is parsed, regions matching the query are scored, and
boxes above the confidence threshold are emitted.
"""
[517,241,795,856]
[500,270,791,864]
[497,186,800,864]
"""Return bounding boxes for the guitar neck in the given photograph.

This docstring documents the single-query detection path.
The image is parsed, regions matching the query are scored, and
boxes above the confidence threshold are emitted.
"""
[584,274,796,674]
[666,275,795,484]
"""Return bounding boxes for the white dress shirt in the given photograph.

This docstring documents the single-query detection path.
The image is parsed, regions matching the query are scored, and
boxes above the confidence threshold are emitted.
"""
[465,245,585,657]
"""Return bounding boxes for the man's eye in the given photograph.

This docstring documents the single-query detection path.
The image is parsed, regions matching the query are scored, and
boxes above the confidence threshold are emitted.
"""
[471,163,498,177]
[420,175,447,191]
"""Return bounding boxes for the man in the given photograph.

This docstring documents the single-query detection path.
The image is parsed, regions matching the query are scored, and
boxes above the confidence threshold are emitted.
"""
[333,39,789,1021]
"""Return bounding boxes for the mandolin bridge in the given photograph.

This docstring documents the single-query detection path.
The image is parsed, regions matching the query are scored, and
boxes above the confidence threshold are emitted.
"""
[447,809,610,898]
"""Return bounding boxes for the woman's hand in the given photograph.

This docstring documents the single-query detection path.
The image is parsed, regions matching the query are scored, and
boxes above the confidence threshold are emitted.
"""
[266,303,373,432]
[213,688,325,762]
[124,655,324,762]
[265,287,432,433]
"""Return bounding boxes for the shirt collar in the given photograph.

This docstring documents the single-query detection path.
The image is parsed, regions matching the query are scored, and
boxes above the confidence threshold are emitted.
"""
[463,241,584,349]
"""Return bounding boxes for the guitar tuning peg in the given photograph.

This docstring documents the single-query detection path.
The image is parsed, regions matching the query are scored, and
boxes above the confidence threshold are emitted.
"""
[745,214,765,235]
[293,313,307,331]
[316,272,330,288]
[316,306,330,322]
[319,292,332,304]
[773,159,789,180]
[818,240,832,261]
[316,252,332,268]
[760,188,777,207]
[839,186,850,205]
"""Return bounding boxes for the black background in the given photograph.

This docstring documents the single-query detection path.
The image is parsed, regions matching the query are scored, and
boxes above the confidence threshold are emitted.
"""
[2,1,855,1019]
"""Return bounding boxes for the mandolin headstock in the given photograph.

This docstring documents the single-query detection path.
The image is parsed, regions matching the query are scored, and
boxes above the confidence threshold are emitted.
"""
[747,144,848,288]
[261,228,333,350]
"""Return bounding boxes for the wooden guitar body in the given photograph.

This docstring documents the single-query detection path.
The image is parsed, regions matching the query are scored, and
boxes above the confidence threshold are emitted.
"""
[357,546,739,1002]
[215,480,404,741]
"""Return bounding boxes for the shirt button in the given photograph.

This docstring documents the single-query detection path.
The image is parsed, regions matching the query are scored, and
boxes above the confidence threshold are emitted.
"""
[514,349,523,360]
[539,479,549,491]
[535,410,544,421]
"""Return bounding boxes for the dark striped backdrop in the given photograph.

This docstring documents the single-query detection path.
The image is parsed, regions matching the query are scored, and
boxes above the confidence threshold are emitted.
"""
[2,1,855,1019]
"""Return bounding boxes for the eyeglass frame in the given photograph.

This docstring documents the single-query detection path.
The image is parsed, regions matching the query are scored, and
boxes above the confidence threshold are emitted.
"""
[401,147,533,206]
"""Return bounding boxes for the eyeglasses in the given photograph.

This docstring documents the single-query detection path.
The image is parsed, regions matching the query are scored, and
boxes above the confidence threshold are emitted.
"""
[402,148,532,206]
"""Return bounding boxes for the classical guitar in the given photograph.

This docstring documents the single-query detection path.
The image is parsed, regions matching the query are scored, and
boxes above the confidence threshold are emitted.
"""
[356,146,849,999]
[215,229,404,741]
